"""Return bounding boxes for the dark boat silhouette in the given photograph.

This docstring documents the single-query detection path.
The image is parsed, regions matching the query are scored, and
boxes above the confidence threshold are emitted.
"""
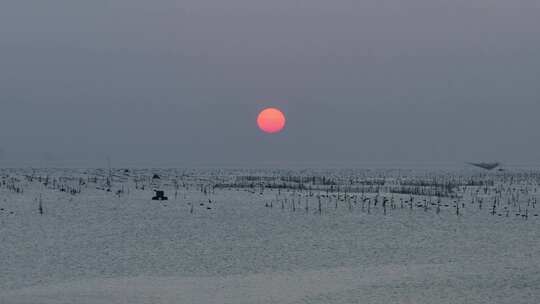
[468,162,500,170]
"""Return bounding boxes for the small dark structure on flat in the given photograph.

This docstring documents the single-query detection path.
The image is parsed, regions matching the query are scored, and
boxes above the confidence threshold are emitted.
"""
[468,162,500,170]
[152,190,168,201]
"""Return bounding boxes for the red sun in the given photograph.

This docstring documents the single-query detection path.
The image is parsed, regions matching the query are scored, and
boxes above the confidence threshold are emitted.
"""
[257,108,286,134]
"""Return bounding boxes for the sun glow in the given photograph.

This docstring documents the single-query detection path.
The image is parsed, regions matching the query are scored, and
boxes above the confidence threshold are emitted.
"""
[257,108,286,134]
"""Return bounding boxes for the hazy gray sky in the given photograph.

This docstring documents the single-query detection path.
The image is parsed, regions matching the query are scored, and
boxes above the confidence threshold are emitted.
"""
[1,0,539,166]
